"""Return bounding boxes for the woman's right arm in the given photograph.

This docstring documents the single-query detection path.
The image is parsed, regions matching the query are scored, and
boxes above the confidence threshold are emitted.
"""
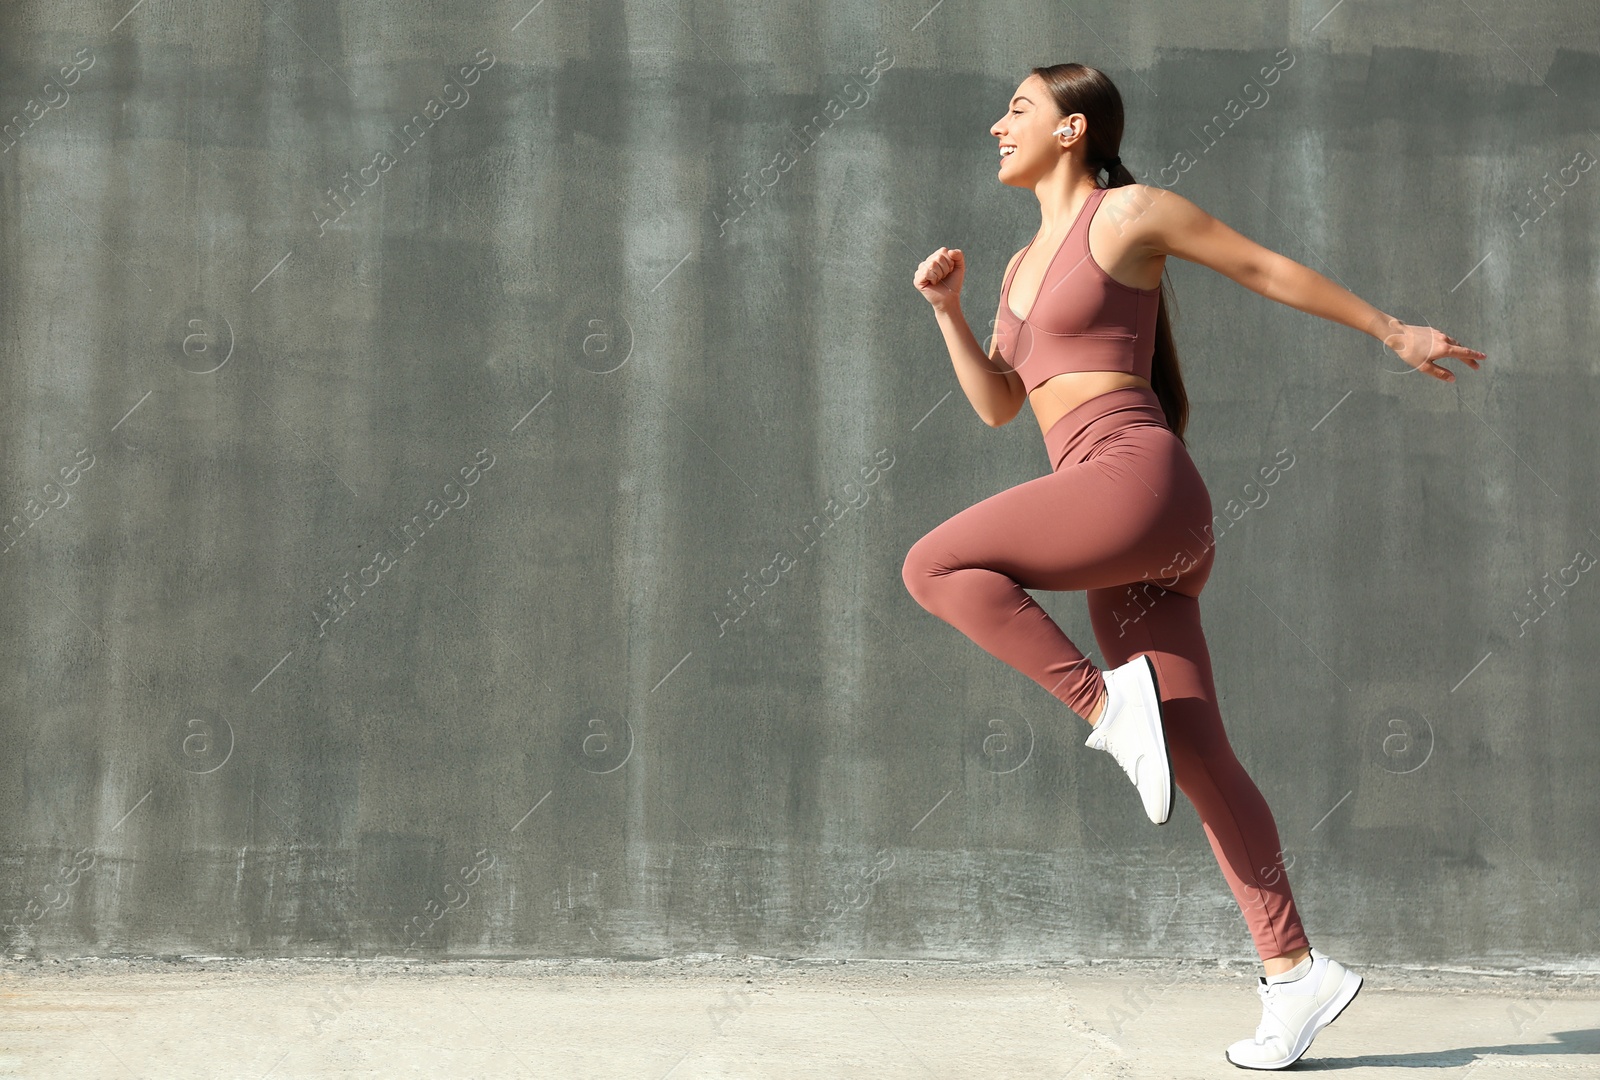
[915,246,1027,427]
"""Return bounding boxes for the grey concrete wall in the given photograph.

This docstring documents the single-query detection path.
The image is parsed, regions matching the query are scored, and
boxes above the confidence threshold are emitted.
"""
[1,1,1596,968]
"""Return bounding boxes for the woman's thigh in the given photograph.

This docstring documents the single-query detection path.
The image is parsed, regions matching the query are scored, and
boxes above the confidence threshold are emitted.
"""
[1085,423,1216,596]
[912,424,1214,595]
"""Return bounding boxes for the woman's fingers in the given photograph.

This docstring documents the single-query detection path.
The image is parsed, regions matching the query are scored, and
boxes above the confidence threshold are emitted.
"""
[915,248,963,294]
[1440,332,1486,362]
[1436,336,1485,373]
[1380,321,1485,379]
[1410,327,1486,379]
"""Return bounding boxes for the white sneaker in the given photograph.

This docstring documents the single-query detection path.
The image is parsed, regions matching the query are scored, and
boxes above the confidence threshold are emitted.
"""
[1082,653,1173,825]
[1225,948,1363,1069]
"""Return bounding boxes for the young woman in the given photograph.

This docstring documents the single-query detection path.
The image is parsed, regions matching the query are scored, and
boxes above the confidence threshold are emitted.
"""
[902,63,1484,1070]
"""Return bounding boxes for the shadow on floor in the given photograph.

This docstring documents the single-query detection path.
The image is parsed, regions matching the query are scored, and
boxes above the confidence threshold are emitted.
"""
[1300,1028,1600,1070]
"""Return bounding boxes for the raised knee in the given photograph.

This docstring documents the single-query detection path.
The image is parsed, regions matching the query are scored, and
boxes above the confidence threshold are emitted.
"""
[901,544,931,601]
[901,536,947,607]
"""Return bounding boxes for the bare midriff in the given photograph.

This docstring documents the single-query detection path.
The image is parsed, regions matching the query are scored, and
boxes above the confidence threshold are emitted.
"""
[1026,371,1153,439]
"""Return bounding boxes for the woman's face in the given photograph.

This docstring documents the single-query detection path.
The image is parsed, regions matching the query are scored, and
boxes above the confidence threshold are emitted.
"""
[991,75,1078,186]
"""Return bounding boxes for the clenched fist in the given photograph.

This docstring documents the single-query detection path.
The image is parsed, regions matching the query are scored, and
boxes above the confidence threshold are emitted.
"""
[914,247,964,311]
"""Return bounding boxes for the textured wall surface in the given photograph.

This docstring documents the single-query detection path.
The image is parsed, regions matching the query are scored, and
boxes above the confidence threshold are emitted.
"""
[1,1,1596,968]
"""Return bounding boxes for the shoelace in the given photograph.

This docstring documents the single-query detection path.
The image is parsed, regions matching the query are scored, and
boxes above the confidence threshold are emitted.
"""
[1252,980,1288,1046]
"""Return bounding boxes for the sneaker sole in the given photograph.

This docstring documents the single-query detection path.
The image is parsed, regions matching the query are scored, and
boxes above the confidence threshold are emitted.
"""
[1224,969,1364,1070]
[1134,654,1174,826]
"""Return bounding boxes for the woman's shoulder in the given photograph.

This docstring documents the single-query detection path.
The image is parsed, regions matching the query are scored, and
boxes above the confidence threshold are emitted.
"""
[1095,183,1169,236]
[1100,181,1158,208]
[1101,182,1191,219]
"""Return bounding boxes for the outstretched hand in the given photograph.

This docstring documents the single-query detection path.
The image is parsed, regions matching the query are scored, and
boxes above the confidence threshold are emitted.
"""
[1385,322,1486,382]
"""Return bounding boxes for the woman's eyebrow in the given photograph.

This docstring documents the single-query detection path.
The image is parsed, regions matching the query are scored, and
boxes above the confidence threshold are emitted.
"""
[1010,95,1033,106]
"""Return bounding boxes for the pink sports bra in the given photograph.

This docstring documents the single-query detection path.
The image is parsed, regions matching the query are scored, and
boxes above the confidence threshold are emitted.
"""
[992,186,1160,395]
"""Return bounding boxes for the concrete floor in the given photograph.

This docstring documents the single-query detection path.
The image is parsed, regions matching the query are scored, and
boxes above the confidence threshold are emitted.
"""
[2,955,1597,1078]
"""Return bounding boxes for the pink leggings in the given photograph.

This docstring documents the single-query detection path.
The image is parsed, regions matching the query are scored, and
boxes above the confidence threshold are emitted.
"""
[901,386,1310,961]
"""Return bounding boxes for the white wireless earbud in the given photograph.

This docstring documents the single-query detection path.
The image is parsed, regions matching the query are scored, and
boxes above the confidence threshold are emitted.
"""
[1053,124,1073,137]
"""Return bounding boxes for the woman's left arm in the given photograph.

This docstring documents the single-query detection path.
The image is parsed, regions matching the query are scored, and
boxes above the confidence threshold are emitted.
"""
[1121,185,1486,382]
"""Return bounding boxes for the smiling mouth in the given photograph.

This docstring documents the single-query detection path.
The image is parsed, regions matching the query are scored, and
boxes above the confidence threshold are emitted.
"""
[1000,146,1017,159]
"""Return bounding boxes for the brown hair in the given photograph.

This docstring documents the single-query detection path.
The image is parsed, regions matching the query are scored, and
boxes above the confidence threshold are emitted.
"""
[1030,63,1189,444]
